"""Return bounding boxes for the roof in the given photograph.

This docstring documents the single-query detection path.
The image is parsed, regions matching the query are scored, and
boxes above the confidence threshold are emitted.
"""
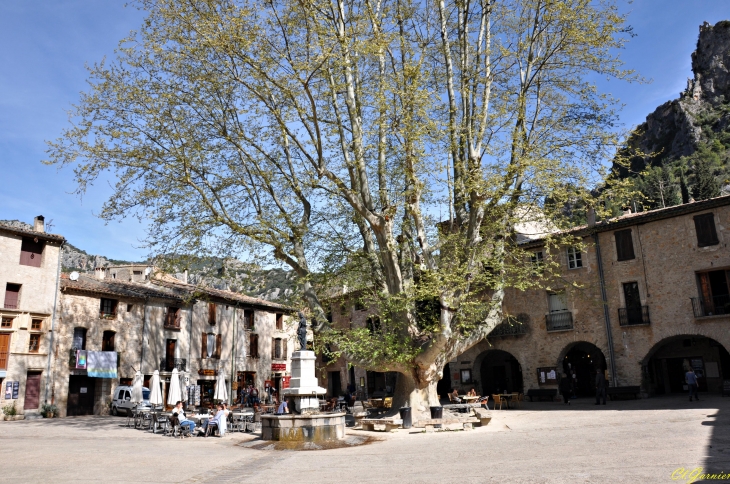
[152,274,293,312]
[61,274,185,301]
[0,221,65,243]
[519,195,730,249]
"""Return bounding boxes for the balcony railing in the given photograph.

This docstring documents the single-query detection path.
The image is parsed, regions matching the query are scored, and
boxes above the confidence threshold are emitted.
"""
[546,311,573,332]
[691,295,730,318]
[489,322,528,337]
[618,306,651,326]
[160,358,187,372]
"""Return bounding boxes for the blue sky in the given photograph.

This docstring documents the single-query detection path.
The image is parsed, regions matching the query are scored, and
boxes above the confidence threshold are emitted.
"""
[0,1,728,261]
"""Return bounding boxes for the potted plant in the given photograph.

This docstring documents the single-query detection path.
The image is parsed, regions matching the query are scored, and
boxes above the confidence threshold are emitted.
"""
[41,403,58,418]
[2,401,23,421]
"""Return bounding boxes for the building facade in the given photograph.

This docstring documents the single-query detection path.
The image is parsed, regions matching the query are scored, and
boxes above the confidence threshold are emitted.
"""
[0,217,64,416]
[451,196,730,399]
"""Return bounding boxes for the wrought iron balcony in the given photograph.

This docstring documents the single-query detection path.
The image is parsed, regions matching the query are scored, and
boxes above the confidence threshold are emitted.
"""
[489,321,527,337]
[546,311,573,332]
[691,295,730,318]
[618,306,650,326]
[160,357,187,372]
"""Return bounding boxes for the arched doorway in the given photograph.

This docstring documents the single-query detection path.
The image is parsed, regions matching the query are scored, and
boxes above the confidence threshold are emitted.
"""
[559,342,607,397]
[479,350,523,396]
[643,335,730,395]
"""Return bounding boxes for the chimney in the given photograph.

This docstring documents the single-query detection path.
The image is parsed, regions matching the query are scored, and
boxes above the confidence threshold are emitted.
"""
[182,269,188,284]
[95,267,106,280]
[34,215,45,233]
[587,208,596,228]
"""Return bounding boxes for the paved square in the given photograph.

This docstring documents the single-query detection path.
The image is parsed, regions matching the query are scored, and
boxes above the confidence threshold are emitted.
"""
[1,395,729,483]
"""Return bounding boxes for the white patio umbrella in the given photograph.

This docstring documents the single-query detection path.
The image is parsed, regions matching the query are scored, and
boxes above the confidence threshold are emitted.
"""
[214,370,228,402]
[167,368,182,406]
[131,370,144,404]
[149,370,163,408]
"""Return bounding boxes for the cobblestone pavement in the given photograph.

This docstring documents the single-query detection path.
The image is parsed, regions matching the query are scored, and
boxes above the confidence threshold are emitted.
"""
[1,395,729,483]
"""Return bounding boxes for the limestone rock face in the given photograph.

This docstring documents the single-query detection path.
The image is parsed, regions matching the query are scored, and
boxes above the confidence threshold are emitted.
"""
[618,20,730,175]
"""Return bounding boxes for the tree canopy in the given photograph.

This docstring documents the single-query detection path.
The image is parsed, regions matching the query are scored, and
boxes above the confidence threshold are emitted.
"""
[48,0,634,412]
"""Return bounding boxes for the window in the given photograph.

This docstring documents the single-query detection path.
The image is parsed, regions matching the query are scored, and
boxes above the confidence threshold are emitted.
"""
[127,304,134,312]
[165,307,181,329]
[531,251,544,267]
[19,237,44,267]
[354,299,366,311]
[614,229,635,261]
[366,317,381,334]
[623,282,641,309]
[694,213,719,247]
[272,338,284,359]
[1,317,13,328]
[208,303,216,325]
[567,247,583,269]
[244,309,254,330]
[72,328,87,350]
[102,331,116,351]
[4,284,21,309]
[28,334,41,353]
[249,333,259,358]
[275,313,283,330]
[201,333,221,358]
[548,292,568,313]
[31,319,42,330]
[100,298,118,319]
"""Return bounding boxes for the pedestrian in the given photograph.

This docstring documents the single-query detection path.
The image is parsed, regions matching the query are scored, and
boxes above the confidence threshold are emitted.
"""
[686,367,699,401]
[595,369,607,405]
[559,373,572,405]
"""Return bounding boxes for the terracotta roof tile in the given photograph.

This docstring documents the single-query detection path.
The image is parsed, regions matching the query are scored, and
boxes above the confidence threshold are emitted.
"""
[0,222,65,243]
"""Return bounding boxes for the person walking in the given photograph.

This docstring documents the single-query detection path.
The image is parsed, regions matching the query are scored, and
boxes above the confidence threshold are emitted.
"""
[595,369,607,405]
[686,367,699,401]
[559,373,572,405]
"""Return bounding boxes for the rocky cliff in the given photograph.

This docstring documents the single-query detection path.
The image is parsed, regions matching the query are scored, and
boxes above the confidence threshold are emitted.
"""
[616,20,730,203]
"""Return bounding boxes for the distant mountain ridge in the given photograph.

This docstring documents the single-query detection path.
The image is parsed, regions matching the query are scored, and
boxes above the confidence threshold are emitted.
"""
[0,219,295,302]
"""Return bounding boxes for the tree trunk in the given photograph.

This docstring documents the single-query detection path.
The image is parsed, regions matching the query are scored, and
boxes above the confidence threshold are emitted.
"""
[392,366,443,423]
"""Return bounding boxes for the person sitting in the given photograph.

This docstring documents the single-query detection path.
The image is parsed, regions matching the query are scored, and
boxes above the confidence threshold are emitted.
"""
[450,388,462,403]
[467,388,477,397]
[172,401,195,435]
[201,404,226,437]
[277,399,289,415]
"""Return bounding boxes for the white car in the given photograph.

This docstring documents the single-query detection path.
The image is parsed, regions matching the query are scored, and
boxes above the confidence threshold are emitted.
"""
[111,385,151,416]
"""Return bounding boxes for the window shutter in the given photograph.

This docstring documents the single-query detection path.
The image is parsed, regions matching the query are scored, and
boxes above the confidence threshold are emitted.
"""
[4,284,20,309]
[272,338,275,358]
[19,238,44,267]
[175,309,181,328]
[698,272,715,313]
[208,303,216,325]
[282,338,287,358]
[215,334,222,359]
[251,334,258,358]
[694,213,719,247]
[615,230,635,261]
[201,332,207,359]
[548,293,568,312]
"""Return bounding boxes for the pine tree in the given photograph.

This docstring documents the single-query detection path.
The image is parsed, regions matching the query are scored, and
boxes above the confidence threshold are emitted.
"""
[691,150,721,201]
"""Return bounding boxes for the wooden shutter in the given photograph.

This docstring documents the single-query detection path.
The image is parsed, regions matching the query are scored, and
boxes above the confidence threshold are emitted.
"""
[694,213,719,247]
[698,272,715,313]
[250,334,259,358]
[615,230,635,261]
[201,331,207,358]
[272,338,276,358]
[4,284,20,309]
[0,333,10,370]
[208,303,216,325]
[215,334,222,358]
[282,338,287,358]
[175,308,181,328]
[19,238,44,267]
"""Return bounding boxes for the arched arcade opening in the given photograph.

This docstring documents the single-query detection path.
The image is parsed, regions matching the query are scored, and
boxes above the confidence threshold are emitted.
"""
[559,342,607,397]
[479,350,524,396]
[643,335,730,395]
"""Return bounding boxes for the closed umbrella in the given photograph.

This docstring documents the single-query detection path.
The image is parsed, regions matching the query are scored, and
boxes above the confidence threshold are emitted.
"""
[149,370,163,408]
[167,368,182,406]
[214,370,228,402]
[131,370,144,404]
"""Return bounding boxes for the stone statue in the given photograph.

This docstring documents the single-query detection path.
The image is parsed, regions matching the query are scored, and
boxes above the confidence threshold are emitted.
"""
[297,311,308,350]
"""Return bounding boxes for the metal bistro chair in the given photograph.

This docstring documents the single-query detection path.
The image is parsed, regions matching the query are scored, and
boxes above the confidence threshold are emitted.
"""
[492,394,504,410]
[150,412,168,434]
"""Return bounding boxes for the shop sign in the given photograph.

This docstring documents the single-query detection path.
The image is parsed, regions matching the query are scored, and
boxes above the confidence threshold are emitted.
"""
[198,369,217,376]
[271,363,286,371]
[282,376,291,389]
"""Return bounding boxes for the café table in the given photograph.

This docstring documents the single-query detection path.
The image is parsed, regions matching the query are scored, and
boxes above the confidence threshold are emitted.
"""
[461,395,479,403]
[499,393,518,409]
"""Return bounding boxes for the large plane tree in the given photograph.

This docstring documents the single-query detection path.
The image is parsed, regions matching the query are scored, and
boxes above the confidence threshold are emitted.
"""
[49,0,633,418]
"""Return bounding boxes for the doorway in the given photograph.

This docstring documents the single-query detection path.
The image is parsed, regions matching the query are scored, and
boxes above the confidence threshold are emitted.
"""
[67,375,95,416]
[645,336,729,394]
[479,350,524,396]
[24,371,42,410]
[328,371,342,397]
[560,342,607,397]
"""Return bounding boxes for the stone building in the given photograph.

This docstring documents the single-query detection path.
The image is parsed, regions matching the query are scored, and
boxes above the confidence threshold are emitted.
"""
[52,269,295,417]
[0,216,64,416]
[452,196,730,399]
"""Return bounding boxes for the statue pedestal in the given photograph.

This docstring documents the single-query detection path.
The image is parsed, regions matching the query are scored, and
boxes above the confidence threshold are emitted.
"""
[282,350,326,413]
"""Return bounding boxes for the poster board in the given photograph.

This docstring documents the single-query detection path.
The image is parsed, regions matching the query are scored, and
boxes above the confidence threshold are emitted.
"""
[537,367,558,385]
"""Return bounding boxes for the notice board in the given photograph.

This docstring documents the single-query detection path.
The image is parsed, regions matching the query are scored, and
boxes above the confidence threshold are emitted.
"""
[537,367,558,385]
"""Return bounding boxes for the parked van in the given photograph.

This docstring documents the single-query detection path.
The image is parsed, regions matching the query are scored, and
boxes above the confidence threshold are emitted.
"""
[111,385,151,416]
